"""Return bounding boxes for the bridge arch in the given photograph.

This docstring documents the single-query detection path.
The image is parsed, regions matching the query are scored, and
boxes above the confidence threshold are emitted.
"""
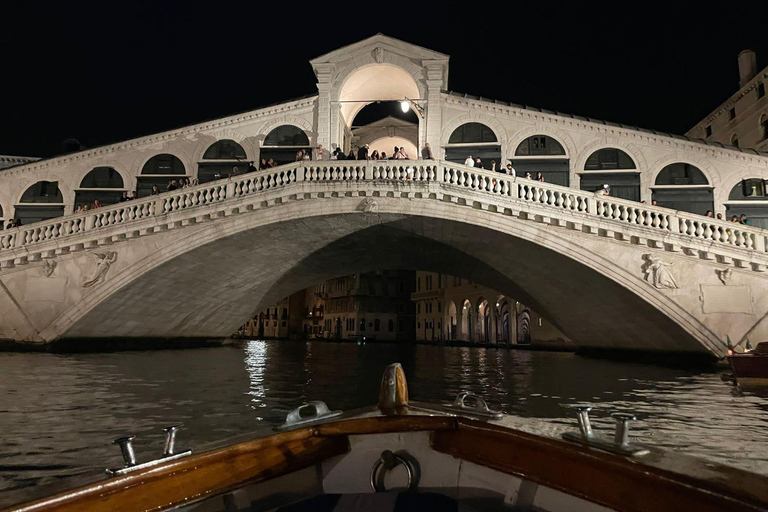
[367,136,417,160]
[74,166,129,208]
[26,181,741,358]
[134,153,190,197]
[14,177,72,224]
[650,160,715,216]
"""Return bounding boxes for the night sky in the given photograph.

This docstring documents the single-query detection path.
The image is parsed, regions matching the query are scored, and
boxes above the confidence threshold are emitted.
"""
[2,2,767,158]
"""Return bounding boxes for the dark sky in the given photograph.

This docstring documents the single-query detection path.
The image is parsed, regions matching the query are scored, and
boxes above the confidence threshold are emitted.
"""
[2,1,767,158]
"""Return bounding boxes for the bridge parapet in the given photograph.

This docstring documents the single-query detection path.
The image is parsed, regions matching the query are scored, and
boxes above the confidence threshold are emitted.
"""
[1,160,766,270]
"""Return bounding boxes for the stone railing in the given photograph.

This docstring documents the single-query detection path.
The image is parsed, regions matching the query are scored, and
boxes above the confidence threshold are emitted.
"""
[1,160,766,261]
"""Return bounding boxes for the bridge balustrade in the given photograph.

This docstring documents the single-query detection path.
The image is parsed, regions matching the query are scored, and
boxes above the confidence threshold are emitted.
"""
[0,160,766,259]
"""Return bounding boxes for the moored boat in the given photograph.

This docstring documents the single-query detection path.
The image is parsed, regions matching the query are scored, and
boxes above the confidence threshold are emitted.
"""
[728,342,768,387]
[3,363,768,512]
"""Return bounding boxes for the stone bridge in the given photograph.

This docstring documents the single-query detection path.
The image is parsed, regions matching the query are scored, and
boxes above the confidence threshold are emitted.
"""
[1,160,767,358]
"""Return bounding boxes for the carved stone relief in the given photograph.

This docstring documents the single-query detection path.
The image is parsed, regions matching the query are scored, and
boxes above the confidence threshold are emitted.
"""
[82,252,118,288]
[642,254,678,289]
[359,198,379,213]
[374,47,384,64]
[42,259,57,277]
[716,268,732,285]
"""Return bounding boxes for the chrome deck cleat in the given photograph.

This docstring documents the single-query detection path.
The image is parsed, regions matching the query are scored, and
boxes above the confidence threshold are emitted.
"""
[106,426,192,476]
[562,407,650,457]
[274,401,343,431]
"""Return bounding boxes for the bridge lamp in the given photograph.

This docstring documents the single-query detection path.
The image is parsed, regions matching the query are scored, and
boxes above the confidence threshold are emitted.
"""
[400,100,410,113]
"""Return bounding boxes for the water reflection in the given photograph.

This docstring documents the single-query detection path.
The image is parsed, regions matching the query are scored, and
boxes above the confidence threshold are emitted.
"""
[0,341,767,506]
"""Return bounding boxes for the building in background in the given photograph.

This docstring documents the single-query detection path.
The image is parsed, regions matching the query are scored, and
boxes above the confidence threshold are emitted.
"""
[412,271,570,346]
[685,50,768,226]
[240,270,416,342]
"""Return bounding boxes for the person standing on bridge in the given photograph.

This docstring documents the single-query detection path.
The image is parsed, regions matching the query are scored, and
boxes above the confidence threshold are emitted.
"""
[314,144,325,160]
[357,144,369,161]
[464,155,474,167]
[475,157,484,169]
[536,172,544,182]
[421,143,434,160]
[596,184,610,196]
[506,163,516,177]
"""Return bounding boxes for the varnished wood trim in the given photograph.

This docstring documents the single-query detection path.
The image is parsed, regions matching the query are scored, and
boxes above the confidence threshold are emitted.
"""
[432,420,768,512]
[314,414,456,436]
[4,433,347,512]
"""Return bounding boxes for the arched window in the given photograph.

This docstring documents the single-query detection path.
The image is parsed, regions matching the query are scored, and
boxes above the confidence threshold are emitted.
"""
[261,125,311,166]
[203,139,246,160]
[141,154,185,175]
[137,154,187,198]
[727,178,768,228]
[264,126,309,147]
[512,135,569,186]
[515,135,565,156]
[448,122,497,144]
[584,148,635,170]
[16,181,65,225]
[75,167,126,209]
[654,163,709,186]
[579,148,639,201]
[652,163,713,216]
[731,134,739,148]
[445,122,501,169]
[199,140,249,184]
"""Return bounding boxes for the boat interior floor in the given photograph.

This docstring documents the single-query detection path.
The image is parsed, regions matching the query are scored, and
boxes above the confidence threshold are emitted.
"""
[274,491,515,512]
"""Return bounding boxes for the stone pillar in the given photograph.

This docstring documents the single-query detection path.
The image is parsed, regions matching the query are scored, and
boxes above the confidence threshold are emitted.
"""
[489,306,497,345]
[423,60,445,159]
[314,64,334,151]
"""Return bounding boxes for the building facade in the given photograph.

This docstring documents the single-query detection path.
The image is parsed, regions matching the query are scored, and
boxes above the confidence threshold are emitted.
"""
[2,34,768,231]
[685,50,768,225]
[412,272,569,345]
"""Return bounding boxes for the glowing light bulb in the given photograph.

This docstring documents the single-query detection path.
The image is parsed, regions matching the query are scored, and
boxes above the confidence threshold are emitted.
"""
[400,100,410,113]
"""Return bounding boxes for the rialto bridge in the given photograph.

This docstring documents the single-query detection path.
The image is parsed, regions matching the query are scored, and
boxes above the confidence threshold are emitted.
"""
[1,34,768,357]
[1,159,768,358]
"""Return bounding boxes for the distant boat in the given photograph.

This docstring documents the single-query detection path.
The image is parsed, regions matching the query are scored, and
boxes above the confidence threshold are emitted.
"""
[728,341,768,387]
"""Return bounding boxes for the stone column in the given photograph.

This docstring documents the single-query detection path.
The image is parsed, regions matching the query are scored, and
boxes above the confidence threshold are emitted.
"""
[489,306,497,345]
[314,64,334,151]
[423,60,445,159]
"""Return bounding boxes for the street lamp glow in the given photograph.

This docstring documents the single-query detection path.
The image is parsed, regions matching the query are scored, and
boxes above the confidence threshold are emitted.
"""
[400,100,410,113]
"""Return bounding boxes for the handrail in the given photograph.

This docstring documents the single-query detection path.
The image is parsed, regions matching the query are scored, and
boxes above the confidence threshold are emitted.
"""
[1,160,766,257]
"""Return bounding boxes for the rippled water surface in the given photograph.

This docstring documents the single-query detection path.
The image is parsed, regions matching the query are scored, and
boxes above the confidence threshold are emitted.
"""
[1,340,767,506]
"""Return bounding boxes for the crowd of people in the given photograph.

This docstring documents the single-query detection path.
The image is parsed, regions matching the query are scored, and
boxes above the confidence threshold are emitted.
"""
[1,145,756,229]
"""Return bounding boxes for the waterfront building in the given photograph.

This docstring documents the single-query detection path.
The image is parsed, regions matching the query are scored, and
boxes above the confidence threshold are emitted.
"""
[412,271,570,345]
[685,50,768,225]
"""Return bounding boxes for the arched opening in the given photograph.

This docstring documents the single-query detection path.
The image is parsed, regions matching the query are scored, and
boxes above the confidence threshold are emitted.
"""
[518,309,532,344]
[652,163,713,216]
[512,135,569,185]
[367,136,417,161]
[494,296,511,344]
[261,125,311,167]
[337,64,422,154]
[0,204,5,230]
[16,181,65,225]
[75,167,126,210]
[445,123,502,170]
[579,148,639,201]
[198,139,248,184]
[461,299,473,343]
[349,103,419,159]
[137,154,187,198]
[730,133,740,148]
[726,178,768,228]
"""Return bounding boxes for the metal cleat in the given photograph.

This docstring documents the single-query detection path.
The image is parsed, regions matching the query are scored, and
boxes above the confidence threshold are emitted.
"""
[274,401,343,431]
[106,426,192,476]
[562,408,649,457]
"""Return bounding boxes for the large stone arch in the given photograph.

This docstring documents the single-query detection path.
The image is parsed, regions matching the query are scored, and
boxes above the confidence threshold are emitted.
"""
[332,54,427,105]
[441,114,509,160]
[32,192,734,358]
[74,163,132,192]
[191,128,252,164]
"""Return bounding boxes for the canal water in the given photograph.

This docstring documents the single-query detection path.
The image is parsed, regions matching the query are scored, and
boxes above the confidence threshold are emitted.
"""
[1,340,767,507]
